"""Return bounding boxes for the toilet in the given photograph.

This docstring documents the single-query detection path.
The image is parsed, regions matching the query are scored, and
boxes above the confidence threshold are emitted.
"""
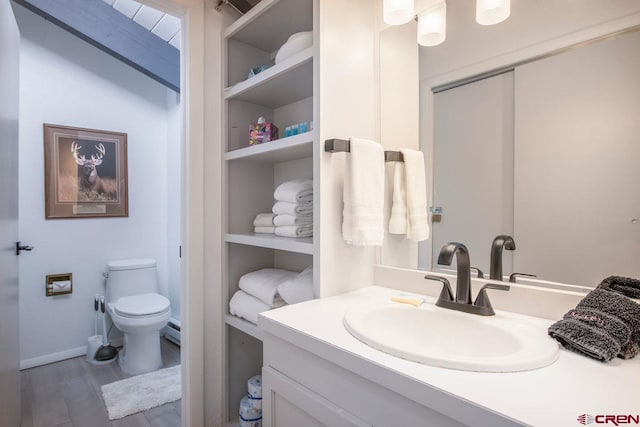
[105,258,171,375]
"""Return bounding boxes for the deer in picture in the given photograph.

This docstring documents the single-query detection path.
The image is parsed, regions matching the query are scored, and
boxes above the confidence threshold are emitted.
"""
[71,141,117,198]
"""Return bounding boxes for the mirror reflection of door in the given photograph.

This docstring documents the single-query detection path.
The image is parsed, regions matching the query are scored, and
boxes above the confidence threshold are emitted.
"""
[432,71,514,275]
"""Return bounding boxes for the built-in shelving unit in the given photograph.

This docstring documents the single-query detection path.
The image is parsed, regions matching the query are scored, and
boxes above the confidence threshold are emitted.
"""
[224,131,314,162]
[225,233,314,255]
[224,314,263,341]
[222,0,315,423]
[224,47,313,107]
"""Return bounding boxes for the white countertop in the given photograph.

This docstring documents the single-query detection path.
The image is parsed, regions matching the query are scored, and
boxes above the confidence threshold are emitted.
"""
[259,286,640,427]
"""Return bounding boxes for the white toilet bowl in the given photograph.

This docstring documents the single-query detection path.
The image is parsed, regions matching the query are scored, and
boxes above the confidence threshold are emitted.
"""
[107,293,171,375]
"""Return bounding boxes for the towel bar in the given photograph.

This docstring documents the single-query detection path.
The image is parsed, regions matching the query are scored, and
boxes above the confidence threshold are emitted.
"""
[324,139,404,162]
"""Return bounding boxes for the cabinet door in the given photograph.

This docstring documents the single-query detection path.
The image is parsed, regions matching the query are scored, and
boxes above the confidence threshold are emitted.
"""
[262,367,371,427]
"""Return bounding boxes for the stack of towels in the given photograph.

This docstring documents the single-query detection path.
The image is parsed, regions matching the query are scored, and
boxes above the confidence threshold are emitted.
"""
[229,266,314,325]
[252,179,313,238]
[548,275,640,362]
[239,375,262,427]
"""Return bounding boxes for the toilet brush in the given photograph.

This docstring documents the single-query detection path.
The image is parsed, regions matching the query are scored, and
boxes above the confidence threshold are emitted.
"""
[94,296,118,362]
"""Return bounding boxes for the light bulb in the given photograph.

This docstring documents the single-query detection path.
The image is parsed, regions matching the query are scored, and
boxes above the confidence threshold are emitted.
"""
[476,0,510,26]
[383,0,414,25]
[417,1,446,47]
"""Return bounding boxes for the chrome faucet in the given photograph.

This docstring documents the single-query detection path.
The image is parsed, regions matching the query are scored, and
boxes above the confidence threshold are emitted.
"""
[490,235,516,281]
[426,242,510,316]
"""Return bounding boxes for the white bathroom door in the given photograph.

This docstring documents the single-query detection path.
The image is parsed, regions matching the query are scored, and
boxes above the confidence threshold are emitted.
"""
[0,0,21,425]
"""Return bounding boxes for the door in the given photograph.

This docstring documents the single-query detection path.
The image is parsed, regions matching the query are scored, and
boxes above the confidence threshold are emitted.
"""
[431,72,514,274]
[0,0,21,425]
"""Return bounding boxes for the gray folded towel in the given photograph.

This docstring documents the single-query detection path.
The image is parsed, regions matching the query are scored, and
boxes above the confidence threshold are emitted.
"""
[598,275,640,299]
[578,288,640,359]
[548,307,631,362]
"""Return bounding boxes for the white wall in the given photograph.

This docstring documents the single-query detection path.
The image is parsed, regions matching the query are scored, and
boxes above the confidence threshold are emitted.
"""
[15,5,181,366]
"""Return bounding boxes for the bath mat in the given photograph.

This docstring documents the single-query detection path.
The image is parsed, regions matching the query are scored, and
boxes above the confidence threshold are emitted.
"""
[101,365,181,420]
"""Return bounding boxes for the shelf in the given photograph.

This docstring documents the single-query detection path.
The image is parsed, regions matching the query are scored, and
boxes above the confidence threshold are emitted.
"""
[225,314,264,341]
[225,131,314,162]
[224,47,313,109]
[226,233,313,255]
[224,0,313,52]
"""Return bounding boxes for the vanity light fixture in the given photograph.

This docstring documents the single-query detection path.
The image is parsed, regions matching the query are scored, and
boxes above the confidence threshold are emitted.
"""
[383,0,415,25]
[476,0,511,26]
[416,1,447,47]
[385,0,511,48]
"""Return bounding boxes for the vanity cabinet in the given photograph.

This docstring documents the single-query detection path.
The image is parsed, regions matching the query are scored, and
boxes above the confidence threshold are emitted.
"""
[262,333,464,427]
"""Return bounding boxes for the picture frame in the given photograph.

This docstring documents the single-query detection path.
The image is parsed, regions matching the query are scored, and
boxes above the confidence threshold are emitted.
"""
[44,124,128,219]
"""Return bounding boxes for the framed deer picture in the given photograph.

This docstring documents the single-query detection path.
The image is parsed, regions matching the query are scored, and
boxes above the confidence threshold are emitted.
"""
[44,124,128,219]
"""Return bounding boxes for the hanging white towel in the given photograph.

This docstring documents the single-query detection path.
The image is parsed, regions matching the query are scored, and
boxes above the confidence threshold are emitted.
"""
[275,225,313,238]
[229,290,272,325]
[274,179,313,204]
[277,266,314,305]
[400,148,429,241]
[253,213,275,227]
[239,268,297,308]
[254,226,275,234]
[388,162,407,234]
[343,138,385,246]
[273,214,313,226]
[272,201,313,216]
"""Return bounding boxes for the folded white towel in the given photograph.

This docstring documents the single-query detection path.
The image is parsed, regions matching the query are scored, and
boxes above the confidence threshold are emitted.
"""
[389,162,407,234]
[273,214,313,226]
[278,266,314,305]
[275,225,313,238]
[343,138,385,246]
[239,268,297,308]
[229,290,272,325]
[274,179,313,204]
[400,148,429,241]
[254,226,275,234]
[272,201,313,216]
[253,213,275,227]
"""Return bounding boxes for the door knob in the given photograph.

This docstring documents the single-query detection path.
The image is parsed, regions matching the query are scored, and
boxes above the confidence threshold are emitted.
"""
[16,242,34,255]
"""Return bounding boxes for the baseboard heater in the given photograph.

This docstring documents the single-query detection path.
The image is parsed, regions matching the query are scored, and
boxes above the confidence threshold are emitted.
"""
[164,318,181,346]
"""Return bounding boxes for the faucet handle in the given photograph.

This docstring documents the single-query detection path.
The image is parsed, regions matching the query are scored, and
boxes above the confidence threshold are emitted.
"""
[509,272,537,283]
[473,284,510,315]
[425,275,454,302]
[470,266,484,279]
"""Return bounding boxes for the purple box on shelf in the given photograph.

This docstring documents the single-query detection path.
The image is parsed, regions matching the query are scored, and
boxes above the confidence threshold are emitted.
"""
[249,122,279,145]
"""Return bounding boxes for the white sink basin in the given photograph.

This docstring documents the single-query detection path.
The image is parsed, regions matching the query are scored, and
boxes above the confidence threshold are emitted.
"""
[343,300,559,372]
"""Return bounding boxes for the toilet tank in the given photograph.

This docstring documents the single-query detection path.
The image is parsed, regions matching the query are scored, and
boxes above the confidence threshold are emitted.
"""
[106,258,158,302]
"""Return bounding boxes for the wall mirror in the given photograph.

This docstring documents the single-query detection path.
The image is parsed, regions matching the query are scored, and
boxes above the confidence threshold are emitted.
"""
[378,1,640,288]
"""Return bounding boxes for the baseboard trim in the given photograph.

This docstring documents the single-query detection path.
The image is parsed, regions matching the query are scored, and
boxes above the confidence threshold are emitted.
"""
[20,346,87,370]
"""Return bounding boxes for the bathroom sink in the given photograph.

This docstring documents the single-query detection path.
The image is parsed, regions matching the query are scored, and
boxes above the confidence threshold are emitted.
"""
[343,300,559,372]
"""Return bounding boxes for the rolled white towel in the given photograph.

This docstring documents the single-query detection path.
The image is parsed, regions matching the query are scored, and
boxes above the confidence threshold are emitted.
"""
[275,225,313,238]
[229,290,271,325]
[274,179,313,204]
[253,213,274,227]
[239,268,297,308]
[272,201,313,216]
[273,214,313,226]
[278,266,314,304]
[254,226,275,234]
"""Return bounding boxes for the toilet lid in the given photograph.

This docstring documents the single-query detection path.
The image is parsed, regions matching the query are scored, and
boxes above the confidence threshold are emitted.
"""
[114,293,170,317]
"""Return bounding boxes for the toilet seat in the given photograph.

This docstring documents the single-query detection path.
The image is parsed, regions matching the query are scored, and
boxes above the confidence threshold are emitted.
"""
[114,293,170,318]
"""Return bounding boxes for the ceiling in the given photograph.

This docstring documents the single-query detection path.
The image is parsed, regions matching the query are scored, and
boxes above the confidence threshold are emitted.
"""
[102,0,181,50]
